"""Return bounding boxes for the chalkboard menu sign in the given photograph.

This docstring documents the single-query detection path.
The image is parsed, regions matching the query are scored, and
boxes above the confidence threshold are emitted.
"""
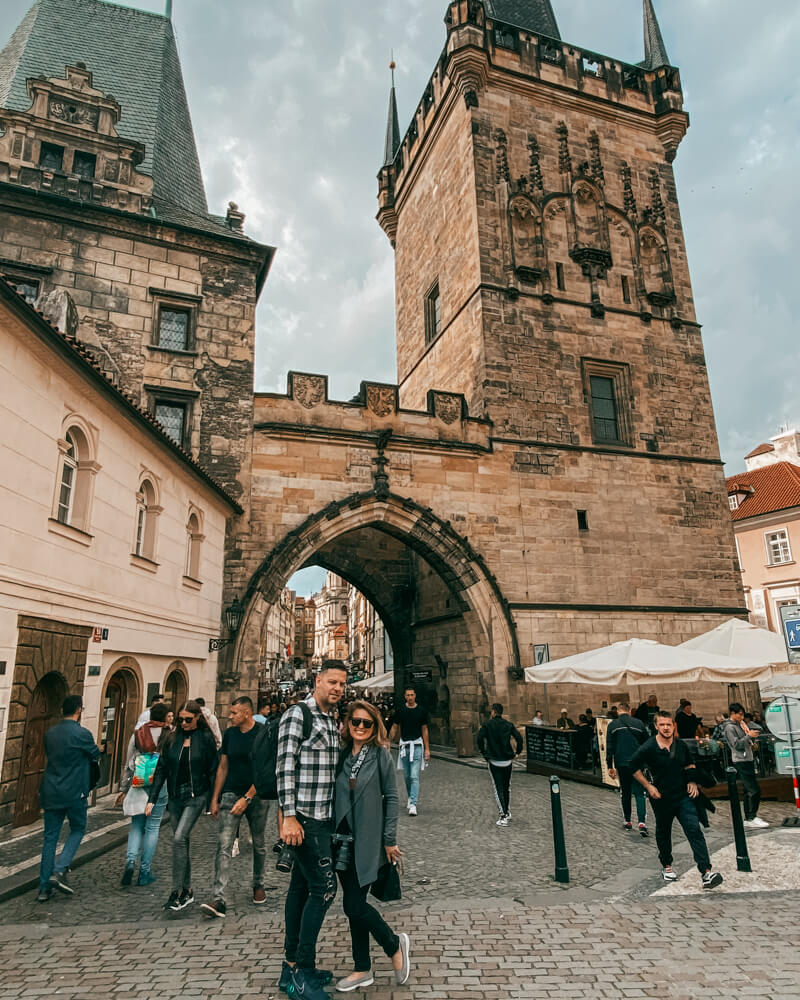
[526,725,576,769]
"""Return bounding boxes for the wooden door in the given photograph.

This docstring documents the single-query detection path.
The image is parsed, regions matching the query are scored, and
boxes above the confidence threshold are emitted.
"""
[14,673,66,827]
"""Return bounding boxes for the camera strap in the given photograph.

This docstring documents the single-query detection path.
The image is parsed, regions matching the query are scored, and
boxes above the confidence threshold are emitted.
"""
[348,746,369,791]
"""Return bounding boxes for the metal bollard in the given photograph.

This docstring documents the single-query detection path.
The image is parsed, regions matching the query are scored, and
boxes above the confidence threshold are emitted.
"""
[726,766,752,873]
[549,775,570,884]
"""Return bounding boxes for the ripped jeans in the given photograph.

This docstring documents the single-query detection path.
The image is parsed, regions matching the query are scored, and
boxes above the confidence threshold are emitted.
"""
[284,814,336,970]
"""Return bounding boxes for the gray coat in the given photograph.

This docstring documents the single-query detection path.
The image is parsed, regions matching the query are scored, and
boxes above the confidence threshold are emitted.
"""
[334,744,398,888]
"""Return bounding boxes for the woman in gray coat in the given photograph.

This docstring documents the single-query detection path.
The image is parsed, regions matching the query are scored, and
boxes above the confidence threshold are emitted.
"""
[333,700,411,992]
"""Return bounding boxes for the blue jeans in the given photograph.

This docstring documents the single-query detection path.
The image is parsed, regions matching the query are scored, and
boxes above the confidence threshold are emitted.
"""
[125,789,167,873]
[167,796,207,893]
[400,750,422,806]
[39,800,88,892]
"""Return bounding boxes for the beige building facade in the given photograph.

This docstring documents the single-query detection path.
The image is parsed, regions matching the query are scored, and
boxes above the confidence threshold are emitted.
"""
[0,282,236,833]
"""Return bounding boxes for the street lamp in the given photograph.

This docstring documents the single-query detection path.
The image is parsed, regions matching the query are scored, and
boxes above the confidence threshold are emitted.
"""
[209,597,244,652]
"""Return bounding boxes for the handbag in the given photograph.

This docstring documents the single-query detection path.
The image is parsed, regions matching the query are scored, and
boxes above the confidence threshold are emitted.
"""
[370,858,402,902]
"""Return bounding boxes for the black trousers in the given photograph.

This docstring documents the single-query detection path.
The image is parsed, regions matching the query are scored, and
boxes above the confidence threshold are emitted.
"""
[652,795,711,874]
[734,761,761,820]
[488,763,513,816]
[284,815,336,970]
[617,766,647,824]
[338,860,400,973]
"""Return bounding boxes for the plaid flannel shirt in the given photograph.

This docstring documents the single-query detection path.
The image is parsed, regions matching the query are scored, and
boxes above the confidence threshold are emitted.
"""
[277,694,339,820]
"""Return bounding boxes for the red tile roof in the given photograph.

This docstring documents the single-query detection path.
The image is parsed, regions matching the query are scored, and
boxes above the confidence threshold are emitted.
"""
[726,462,800,521]
[745,442,775,460]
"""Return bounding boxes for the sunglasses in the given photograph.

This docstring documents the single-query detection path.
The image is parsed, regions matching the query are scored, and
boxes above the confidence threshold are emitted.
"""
[350,718,374,729]
[179,715,196,723]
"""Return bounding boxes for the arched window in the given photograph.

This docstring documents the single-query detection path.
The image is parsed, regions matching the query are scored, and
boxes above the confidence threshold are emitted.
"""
[184,510,204,581]
[51,421,98,536]
[133,477,160,563]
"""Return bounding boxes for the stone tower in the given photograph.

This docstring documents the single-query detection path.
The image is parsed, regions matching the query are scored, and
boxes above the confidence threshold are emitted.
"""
[378,0,708,462]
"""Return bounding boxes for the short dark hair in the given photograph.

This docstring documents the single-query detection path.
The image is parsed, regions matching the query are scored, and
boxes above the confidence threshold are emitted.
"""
[195,697,206,707]
[150,692,164,705]
[150,702,169,723]
[404,685,417,695]
[232,695,253,711]
[62,694,83,716]
[258,700,271,713]
[729,702,745,715]
[655,710,673,721]
[320,659,347,674]
[618,703,630,712]
[492,703,503,716]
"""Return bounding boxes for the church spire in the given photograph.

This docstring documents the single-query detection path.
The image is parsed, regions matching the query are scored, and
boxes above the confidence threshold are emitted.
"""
[642,0,670,69]
[383,58,401,168]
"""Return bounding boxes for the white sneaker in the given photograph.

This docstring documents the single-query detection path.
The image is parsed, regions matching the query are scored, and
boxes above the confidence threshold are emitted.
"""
[743,819,760,829]
[661,866,678,882]
[752,817,769,828]
[496,816,509,827]
[408,804,417,817]
[232,838,240,858]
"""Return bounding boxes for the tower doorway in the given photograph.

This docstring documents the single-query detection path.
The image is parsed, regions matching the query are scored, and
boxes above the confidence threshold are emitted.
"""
[14,671,67,827]
[164,662,188,712]
[98,662,140,794]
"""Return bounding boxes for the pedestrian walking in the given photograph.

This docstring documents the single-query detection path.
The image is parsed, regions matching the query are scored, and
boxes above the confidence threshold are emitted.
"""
[333,700,410,992]
[722,703,769,829]
[388,687,430,816]
[605,703,649,836]
[136,691,165,727]
[277,660,347,1000]
[116,702,171,886]
[194,696,222,749]
[476,703,523,827]
[146,700,218,913]
[37,694,102,902]
[201,696,270,918]
[631,712,723,889]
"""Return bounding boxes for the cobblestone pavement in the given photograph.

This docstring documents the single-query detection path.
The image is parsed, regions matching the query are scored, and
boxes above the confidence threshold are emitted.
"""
[0,762,797,998]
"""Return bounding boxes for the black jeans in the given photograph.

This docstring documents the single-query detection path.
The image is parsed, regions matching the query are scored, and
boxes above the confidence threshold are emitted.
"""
[488,763,512,816]
[338,860,400,972]
[167,796,206,893]
[284,815,336,969]
[734,761,761,820]
[618,766,647,824]
[652,795,711,874]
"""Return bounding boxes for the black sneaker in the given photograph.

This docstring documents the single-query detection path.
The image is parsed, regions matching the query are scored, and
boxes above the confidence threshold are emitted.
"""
[638,823,649,838]
[121,865,135,887]
[165,891,182,912]
[200,899,226,918]
[702,870,723,890]
[178,888,195,910]
[51,871,73,895]
[36,887,52,904]
[313,969,333,987]
[623,821,633,831]
[278,961,294,994]
[288,966,329,1000]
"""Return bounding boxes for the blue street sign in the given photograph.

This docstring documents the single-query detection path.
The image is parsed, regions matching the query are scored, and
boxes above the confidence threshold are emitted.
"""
[784,618,800,650]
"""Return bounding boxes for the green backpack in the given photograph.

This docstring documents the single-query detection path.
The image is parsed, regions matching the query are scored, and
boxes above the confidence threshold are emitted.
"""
[132,751,159,788]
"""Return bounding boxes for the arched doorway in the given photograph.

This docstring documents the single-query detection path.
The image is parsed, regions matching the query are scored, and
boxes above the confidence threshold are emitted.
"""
[14,672,67,827]
[98,660,141,794]
[164,661,188,712]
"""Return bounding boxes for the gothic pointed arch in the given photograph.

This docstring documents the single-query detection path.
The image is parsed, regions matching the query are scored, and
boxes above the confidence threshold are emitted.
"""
[569,175,612,278]
[508,194,546,284]
[638,225,675,306]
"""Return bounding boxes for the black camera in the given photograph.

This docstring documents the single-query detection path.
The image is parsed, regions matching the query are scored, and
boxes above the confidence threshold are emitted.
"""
[332,832,354,872]
[275,840,295,874]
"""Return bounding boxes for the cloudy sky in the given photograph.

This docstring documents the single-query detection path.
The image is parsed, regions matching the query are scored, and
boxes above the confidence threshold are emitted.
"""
[2,0,798,484]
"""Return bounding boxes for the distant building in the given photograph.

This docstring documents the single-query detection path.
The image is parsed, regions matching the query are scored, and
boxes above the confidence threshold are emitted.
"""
[312,572,349,664]
[293,596,316,672]
[727,428,800,630]
[260,588,294,684]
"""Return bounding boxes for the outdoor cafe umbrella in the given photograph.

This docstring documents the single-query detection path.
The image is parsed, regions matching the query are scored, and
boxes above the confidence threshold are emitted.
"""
[523,637,790,687]
[679,618,798,698]
[351,670,394,690]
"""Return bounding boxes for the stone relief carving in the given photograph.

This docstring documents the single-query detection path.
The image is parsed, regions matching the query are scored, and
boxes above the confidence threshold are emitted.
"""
[293,375,326,409]
[49,99,99,128]
[365,385,396,418]
[433,393,463,425]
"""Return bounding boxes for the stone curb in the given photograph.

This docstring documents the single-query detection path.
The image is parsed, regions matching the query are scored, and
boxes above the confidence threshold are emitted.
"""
[0,825,129,905]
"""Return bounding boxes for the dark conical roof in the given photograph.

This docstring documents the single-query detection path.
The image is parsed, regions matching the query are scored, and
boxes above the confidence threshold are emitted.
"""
[483,0,561,39]
[642,0,670,69]
[0,0,208,220]
[383,77,401,167]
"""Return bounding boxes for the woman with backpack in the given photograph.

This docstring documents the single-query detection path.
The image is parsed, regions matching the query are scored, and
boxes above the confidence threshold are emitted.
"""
[116,702,171,886]
[145,699,218,913]
[332,700,410,993]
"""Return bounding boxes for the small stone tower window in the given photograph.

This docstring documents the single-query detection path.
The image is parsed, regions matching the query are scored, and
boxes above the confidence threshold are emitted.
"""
[157,307,191,351]
[73,151,96,180]
[577,510,589,532]
[621,275,631,304]
[589,376,620,442]
[39,142,64,171]
[154,400,187,447]
[425,282,441,345]
[556,263,565,291]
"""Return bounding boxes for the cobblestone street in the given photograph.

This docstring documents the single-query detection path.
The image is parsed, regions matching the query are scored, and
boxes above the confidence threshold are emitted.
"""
[1,761,798,998]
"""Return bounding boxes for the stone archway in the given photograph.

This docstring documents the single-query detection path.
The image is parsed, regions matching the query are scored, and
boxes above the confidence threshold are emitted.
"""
[14,671,67,827]
[231,491,519,740]
[98,656,142,794]
[163,661,189,711]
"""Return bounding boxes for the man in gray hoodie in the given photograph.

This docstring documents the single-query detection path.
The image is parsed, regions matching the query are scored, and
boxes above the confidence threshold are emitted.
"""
[723,703,768,829]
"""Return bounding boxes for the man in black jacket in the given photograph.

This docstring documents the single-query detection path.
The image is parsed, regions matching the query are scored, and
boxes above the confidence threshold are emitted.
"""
[630,711,723,889]
[477,704,523,827]
[38,695,102,902]
[606,703,649,836]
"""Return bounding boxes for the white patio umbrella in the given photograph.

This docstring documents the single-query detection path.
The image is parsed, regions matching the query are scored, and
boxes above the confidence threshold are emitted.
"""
[351,670,394,690]
[524,637,789,687]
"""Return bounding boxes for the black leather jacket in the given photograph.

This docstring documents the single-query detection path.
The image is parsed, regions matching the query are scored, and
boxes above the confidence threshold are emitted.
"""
[148,728,218,803]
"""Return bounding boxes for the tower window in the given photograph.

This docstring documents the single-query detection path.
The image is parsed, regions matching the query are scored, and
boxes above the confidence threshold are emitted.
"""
[154,401,188,447]
[425,282,441,345]
[577,510,589,532]
[73,151,96,180]
[6,276,39,304]
[589,376,620,443]
[621,275,631,304]
[582,359,632,447]
[156,306,191,351]
[556,263,565,291]
[39,142,64,171]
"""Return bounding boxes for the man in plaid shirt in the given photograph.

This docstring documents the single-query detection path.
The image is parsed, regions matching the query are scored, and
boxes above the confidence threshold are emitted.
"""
[277,661,346,1000]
